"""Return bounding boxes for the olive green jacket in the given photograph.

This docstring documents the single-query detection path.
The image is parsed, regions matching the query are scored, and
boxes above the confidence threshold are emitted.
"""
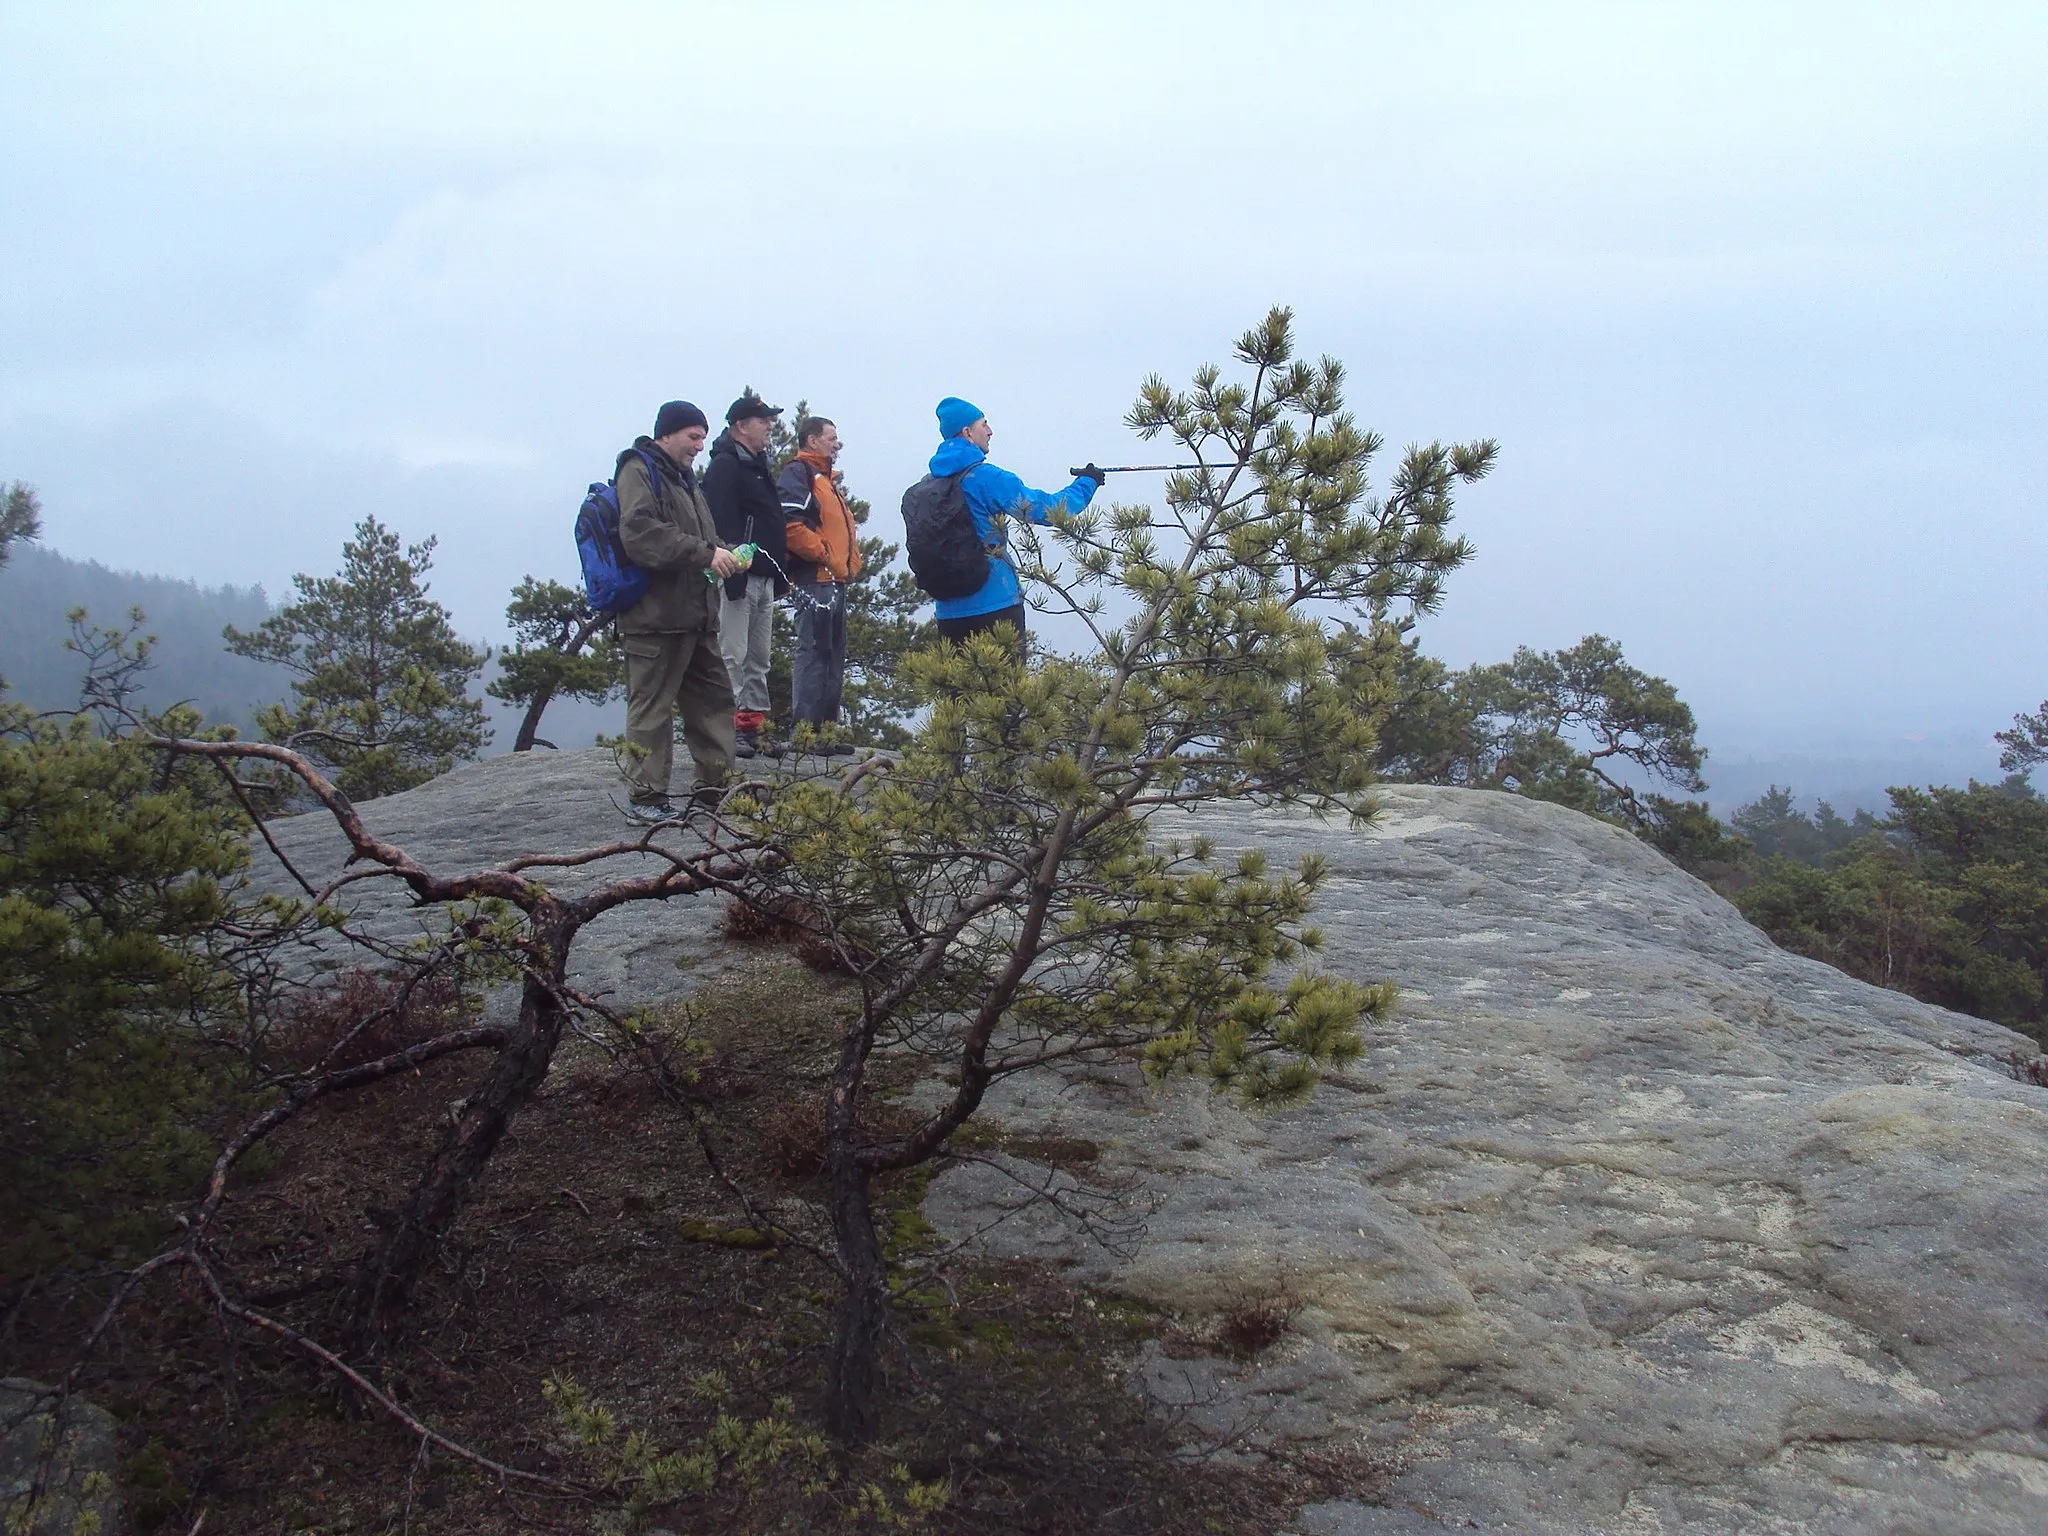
[616,439,723,635]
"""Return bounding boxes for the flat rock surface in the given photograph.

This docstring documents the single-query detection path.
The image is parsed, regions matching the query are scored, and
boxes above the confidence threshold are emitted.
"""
[247,748,748,1008]
[250,755,2048,1534]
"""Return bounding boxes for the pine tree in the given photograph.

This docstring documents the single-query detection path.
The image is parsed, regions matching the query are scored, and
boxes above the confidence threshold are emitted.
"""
[837,537,931,747]
[0,481,40,568]
[487,577,622,752]
[1377,633,1707,827]
[1,617,261,1289]
[0,481,43,693]
[729,310,1494,1438]
[1734,779,2048,1034]
[1998,702,2048,778]
[226,516,488,799]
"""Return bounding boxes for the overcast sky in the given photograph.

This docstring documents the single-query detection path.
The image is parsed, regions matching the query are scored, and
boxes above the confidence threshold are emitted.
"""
[3,1,2043,792]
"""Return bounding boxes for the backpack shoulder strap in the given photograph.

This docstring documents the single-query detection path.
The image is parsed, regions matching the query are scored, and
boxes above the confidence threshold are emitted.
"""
[614,448,651,491]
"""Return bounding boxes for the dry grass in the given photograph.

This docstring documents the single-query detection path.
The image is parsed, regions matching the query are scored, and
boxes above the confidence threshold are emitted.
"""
[720,893,874,975]
[263,964,470,1070]
[1213,1277,1304,1362]
[2000,1050,2048,1087]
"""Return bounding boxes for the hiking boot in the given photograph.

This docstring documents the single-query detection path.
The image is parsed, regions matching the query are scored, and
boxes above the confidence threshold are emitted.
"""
[734,728,759,760]
[689,782,728,814]
[624,799,678,825]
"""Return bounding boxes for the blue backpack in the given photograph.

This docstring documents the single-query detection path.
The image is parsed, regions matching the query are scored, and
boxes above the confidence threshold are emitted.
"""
[575,449,657,618]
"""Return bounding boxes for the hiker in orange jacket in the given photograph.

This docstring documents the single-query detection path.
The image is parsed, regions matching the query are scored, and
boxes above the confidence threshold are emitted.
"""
[777,416,863,750]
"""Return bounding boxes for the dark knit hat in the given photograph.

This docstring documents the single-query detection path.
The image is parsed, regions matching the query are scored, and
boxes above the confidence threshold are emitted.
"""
[653,400,708,438]
[725,395,783,426]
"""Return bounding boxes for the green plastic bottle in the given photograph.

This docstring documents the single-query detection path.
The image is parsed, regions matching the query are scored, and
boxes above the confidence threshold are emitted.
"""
[708,543,757,582]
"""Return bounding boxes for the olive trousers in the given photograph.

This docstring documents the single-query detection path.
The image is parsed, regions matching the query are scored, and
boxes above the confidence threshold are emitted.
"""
[620,629,735,804]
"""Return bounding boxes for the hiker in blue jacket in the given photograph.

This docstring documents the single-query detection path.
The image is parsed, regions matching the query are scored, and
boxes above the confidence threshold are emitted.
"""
[927,396,1104,648]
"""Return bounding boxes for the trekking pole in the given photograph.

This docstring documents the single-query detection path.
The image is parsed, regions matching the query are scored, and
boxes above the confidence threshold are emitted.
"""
[1068,463,1235,476]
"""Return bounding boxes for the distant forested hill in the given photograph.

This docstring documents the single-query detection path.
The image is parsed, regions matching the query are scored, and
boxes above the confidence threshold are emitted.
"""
[0,544,290,728]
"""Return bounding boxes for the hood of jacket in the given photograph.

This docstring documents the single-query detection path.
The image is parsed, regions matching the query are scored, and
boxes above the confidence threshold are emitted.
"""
[708,430,770,476]
[624,435,697,488]
[928,438,986,477]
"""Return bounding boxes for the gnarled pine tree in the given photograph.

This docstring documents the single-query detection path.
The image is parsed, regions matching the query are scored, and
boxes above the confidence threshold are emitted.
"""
[1377,632,1707,828]
[731,309,1495,1438]
[488,576,622,752]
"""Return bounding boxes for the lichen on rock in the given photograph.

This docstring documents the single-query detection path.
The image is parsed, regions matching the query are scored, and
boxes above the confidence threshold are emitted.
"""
[0,1379,123,1536]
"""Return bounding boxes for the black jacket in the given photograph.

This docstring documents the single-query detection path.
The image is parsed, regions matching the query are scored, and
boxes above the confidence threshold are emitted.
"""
[702,431,790,600]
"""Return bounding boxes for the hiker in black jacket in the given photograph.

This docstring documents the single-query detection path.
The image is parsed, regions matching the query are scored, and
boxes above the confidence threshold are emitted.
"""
[703,396,791,759]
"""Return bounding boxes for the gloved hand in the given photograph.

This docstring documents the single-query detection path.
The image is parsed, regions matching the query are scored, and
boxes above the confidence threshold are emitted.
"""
[1076,462,1107,487]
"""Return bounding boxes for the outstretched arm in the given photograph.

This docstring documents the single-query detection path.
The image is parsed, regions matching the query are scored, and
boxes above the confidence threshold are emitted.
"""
[971,464,1101,527]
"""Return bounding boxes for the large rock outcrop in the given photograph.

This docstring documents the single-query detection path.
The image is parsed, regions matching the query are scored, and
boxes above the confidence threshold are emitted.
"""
[249,748,741,1002]
[927,786,2048,1536]
[251,752,2048,1534]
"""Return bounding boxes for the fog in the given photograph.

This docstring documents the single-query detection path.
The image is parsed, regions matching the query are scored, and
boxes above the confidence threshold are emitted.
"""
[4,1,2043,809]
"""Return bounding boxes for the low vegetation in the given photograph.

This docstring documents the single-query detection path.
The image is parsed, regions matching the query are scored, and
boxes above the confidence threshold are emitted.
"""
[1717,776,2048,1042]
[4,952,1396,1534]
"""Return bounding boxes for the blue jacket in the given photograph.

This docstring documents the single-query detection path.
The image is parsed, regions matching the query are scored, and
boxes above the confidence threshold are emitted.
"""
[927,438,1101,620]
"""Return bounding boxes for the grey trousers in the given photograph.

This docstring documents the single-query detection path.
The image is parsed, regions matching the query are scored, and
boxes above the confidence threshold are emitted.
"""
[620,629,735,803]
[792,580,848,723]
[718,573,776,714]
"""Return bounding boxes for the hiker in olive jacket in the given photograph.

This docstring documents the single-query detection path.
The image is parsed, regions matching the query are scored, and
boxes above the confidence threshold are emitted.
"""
[615,400,743,817]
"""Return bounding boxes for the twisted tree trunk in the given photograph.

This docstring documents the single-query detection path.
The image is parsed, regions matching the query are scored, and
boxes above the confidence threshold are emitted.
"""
[823,1017,888,1441]
[350,901,579,1357]
[511,684,559,753]
[510,610,608,753]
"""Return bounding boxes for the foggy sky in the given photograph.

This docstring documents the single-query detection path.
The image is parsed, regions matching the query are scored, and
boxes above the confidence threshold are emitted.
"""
[3,2,2043,796]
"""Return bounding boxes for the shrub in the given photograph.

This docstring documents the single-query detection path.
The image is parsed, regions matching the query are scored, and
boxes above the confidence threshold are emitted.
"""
[0,701,262,1288]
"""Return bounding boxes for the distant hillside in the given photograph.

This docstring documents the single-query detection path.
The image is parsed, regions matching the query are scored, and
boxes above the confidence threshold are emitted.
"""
[0,543,290,729]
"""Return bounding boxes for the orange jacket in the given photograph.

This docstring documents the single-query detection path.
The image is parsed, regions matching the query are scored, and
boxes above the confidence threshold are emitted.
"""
[777,449,864,584]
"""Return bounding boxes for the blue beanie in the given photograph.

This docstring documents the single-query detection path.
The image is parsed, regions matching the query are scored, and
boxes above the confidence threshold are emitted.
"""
[935,396,985,439]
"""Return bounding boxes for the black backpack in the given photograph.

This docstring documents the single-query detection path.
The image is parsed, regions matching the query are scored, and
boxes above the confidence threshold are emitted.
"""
[900,469,995,599]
